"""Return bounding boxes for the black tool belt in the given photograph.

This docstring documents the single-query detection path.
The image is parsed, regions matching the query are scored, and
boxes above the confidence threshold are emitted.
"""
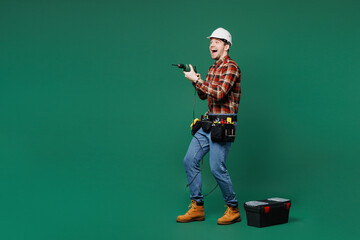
[208,114,237,142]
[192,114,237,142]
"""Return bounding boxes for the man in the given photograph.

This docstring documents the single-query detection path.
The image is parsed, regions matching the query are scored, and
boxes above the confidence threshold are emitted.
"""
[176,27,241,225]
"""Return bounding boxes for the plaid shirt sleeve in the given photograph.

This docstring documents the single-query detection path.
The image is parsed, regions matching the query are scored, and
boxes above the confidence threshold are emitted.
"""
[195,62,239,101]
[192,82,207,100]
[196,86,207,100]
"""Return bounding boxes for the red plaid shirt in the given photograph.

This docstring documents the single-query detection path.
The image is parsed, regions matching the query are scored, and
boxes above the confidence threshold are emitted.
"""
[194,55,241,114]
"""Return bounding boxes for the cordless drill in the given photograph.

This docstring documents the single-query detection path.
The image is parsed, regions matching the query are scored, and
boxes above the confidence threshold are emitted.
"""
[172,64,197,73]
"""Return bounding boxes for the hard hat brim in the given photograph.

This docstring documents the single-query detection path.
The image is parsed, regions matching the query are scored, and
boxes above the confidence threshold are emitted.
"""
[206,36,232,46]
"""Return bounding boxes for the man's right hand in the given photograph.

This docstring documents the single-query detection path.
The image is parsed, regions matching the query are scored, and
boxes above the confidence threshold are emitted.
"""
[184,64,200,83]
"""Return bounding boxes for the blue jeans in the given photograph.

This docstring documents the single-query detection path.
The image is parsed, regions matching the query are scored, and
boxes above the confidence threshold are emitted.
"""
[184,125,238,207]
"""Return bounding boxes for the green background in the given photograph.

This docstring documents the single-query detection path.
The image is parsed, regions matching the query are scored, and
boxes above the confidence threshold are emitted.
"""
[1,0,359,239]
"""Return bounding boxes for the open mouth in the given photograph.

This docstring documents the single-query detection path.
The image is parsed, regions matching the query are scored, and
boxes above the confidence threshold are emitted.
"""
[211,49,218,53]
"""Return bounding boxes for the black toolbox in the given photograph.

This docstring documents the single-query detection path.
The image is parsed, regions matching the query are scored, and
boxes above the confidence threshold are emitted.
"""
[244,197,291,227]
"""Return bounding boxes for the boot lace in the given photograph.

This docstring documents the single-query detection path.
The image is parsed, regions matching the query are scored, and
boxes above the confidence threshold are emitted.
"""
[223,205,231,216]
[186,201,197,215]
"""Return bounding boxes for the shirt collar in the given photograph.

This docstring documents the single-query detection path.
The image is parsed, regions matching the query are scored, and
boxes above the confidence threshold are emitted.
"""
[214,55,230,67]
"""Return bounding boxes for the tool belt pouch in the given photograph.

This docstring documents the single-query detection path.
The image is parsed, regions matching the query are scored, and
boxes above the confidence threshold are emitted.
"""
[201,120,212,133]
[211,123,235,142]
[191,121,202,136]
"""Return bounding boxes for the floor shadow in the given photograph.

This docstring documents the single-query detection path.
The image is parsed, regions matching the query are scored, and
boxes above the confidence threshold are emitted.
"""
[289,217,300,223]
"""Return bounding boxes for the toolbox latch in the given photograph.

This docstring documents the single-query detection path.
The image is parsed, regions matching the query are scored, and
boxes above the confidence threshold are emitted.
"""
[264,206,270,214]
[285,202,291,210]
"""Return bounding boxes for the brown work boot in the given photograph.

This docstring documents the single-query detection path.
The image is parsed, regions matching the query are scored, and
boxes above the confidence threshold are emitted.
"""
[176,200,205,223]
[217,205,241,225]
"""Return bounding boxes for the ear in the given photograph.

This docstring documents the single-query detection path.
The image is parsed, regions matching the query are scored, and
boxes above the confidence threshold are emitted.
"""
[224,44,230,51]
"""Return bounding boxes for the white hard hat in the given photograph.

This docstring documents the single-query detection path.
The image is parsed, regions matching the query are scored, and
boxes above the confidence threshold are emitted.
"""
[207,27,232,46]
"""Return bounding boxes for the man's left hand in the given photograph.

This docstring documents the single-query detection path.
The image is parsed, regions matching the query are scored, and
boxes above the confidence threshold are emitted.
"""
[183,64,200,83]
